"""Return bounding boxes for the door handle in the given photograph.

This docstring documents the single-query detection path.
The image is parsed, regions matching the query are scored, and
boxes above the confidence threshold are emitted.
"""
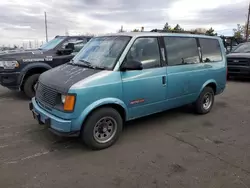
[162,76,166,85]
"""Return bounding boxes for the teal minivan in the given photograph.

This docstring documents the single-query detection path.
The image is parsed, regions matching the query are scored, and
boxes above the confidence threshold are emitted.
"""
[29,32,227,150]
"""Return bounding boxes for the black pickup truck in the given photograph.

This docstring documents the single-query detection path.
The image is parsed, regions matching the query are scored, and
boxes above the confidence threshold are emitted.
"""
[0,35,92,98]
[227,42,250,78]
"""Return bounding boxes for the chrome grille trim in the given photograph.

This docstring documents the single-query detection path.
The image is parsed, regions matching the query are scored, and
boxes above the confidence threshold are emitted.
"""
[227,58,250,66]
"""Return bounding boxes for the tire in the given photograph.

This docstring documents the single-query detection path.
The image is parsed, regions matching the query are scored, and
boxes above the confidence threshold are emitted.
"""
[194,87,215,114]
[81,107,123,150]
[23,74,40,99]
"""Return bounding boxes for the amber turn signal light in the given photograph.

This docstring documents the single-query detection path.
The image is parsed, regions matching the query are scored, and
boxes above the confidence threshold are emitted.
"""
[63,95,76,111]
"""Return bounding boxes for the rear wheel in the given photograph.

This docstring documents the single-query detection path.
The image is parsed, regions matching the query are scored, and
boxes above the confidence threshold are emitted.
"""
[81,107,123,150]
[23,74,40,99]
[194,87,214,114]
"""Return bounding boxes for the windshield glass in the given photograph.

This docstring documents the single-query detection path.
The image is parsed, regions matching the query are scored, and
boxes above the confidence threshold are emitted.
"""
[232,42,250,53]
[39,37,65,50]
[72,36,131,70]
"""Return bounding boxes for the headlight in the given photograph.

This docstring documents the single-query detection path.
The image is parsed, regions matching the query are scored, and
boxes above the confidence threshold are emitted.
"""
[0,61,19,69]
[61,95,66,103]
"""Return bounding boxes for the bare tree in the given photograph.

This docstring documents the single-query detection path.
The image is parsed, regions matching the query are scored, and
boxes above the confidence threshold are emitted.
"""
[233,24,246,39]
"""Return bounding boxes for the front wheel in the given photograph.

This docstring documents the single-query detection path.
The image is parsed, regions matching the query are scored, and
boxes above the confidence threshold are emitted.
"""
[23,74,40,99]
[81,107,123,150]
[194,87,215,114]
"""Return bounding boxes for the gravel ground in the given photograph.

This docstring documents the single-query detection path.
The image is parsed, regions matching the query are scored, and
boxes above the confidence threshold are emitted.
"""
[0,81,250,188]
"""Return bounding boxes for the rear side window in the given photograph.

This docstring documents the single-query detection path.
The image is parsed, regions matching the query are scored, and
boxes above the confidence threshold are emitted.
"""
[199,38,222,62]
[164,37,200,66]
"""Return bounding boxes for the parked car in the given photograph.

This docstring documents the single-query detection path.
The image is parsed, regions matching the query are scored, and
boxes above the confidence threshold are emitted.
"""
[220,36,243,54]
[0,35,92,98]
[29,32,227,150]
[227,42,250,78]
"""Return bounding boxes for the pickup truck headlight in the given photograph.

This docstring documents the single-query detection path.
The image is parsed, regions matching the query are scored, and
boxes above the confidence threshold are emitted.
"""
[0,61,19,69]
[61,94,76,111]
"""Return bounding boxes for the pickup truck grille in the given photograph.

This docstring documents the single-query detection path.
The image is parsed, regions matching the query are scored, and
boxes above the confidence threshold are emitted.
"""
[227,58,250,66]
[36,82,59,107]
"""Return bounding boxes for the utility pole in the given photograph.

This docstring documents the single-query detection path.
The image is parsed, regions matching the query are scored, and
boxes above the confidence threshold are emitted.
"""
[44,12,48,42]
[246,2,250,41]
[29,41,32,49]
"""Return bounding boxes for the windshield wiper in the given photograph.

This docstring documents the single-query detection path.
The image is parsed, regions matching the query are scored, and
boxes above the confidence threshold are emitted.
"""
[78,60,106,70]
[69,59,106,70]
[79,59,92,66]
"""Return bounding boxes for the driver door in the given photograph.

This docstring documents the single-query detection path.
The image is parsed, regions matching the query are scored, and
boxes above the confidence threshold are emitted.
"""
[121,37,167,119]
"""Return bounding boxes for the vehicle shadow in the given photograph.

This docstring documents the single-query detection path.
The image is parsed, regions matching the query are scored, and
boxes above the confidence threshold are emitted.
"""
[228,77,250,83]
[27,104,197,154]
[0,89,29,100]
[123,104,196,132]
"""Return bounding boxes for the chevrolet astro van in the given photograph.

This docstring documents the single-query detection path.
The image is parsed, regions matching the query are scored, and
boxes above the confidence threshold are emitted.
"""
[29,32,227,150]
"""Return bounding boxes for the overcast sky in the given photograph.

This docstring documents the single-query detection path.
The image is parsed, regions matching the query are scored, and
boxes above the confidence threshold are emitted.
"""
[0,0,249,46]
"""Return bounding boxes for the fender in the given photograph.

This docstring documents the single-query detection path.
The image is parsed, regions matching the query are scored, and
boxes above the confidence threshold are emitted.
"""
[19,62,52,86]
[199,79,217,94]
[72,98,128,131]
[21,62,52,74]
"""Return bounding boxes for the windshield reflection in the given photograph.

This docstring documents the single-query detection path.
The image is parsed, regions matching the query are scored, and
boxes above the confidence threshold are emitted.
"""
[72,36,131,70]
[39,37,65,50]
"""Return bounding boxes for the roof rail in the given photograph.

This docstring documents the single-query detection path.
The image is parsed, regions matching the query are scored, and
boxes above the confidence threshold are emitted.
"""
[150,29,207,35]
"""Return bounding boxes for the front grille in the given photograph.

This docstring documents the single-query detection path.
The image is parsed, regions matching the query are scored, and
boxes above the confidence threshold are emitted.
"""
[36,82,59,107]
[227,58,250,66]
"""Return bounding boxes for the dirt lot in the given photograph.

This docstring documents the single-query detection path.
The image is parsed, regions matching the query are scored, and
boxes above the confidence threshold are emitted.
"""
[0,81,250,188]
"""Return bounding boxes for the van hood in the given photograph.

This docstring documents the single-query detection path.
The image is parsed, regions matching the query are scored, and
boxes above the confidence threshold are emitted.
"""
[227,53,250,58]
[38,63,102,93]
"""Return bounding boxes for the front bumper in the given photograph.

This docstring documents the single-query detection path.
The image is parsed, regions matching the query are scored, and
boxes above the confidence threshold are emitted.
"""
[227,66,250,77]
[29,98,80,137]
[0,72,21,90]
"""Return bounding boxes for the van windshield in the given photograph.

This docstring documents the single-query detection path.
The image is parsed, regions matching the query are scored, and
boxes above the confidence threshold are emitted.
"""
[39,37,65,50]
[72,36,131,70]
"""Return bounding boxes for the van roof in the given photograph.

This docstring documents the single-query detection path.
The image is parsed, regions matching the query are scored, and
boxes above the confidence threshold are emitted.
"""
[100,32,221,39]
[55,35,92,39]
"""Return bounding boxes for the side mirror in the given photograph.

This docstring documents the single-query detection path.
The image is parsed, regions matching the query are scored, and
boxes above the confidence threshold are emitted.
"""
[65,43,75,50]
[120,59,143,71]
[56,48,73,55]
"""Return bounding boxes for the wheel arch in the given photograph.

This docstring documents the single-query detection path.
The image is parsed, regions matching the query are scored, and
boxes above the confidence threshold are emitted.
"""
[20,63,52,90]
[200,80,217,95]
[76,98,128,131]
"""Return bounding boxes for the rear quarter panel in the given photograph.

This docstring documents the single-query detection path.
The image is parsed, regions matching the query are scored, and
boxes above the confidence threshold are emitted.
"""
[203,37,227,95]
[190,36,227,97]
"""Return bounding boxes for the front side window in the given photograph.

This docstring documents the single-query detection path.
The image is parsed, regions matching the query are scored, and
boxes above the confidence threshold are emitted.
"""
[199,38,222,62]
[126,37,161,69]
[164,37,200,66]
[232,42,250,53]
[72,36,131,70]
[73,41,86,53]
[62,38,88,50]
